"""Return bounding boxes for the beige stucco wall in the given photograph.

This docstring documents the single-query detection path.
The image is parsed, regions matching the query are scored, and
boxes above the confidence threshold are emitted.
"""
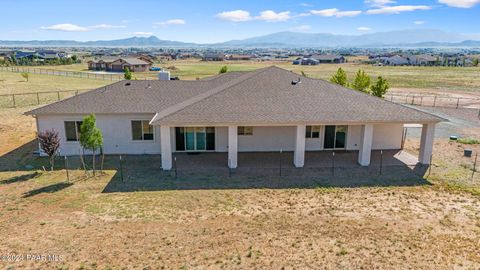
[37,114,163,156]
[36,115,403,155]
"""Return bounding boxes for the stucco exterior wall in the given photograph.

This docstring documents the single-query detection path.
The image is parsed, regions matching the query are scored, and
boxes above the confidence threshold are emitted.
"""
[37,114,162,156]
[36,115,403,155]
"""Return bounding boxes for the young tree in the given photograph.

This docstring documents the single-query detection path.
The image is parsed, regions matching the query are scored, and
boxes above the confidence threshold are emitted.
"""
[79,114,103,175]
[352,69,371,92]
[38,129,60,171]
[473,58,479,67]
[330,68,347,86]
[370,76,390,98]
[21,72,29,82]
[219,65,228,74]
[124,67,132,80]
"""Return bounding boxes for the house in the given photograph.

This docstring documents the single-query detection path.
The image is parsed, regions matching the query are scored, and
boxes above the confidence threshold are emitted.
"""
[312,54,346,64]
[225,54,255,61]
[409,55,438,66]
[26,66,442,170]
[202,53,224,61]
[292,58,319,65]
[87,57,152,72]
[379,55,409,66]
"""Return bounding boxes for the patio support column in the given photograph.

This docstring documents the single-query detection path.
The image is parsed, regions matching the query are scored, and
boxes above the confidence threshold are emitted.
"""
[294,125,306,168]
[358,124,374,166]
[228,126,238,168]
[419,123,436,165]
[160,126,172,170]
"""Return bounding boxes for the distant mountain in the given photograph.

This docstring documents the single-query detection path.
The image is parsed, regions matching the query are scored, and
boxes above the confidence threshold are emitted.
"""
[0,29,478,48]
[0,36,195,47]
[218,29,472,48]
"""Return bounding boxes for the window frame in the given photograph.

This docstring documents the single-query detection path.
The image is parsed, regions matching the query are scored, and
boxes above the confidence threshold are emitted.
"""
[131,120,155,141]
[237,126,253,136]
[305,125,321,138]
[64,121,83,142]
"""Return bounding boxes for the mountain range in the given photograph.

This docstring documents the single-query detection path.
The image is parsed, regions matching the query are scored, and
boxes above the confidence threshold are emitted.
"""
[1,29,479,48]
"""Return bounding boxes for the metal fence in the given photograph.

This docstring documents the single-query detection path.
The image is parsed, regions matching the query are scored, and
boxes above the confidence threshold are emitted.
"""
[0,89,90,108]
[385,93,480,109]
[0,66,123,81]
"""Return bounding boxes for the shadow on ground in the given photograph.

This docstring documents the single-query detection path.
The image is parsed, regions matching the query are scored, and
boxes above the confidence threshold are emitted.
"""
[1,171,39,185]
[22,182,73,198]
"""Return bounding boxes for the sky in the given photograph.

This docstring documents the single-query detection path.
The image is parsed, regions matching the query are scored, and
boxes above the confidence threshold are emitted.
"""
[2,0,480,43]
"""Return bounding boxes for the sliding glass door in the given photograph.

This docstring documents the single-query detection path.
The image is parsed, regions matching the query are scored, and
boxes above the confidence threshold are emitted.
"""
[323,125,348,149]
[175,127,215,151]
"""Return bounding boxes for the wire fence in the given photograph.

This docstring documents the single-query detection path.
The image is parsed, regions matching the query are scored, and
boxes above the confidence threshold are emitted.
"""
[385,92,480,109]
[0,66,123,81]
[0,89,90,108]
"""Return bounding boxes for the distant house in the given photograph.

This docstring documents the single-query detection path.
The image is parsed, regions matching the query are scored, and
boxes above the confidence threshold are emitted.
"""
[292,58,319,65]
[409,55,438,66]
[87,57,152,72]
[312,54,346,64]
[13,50,67,60]
[202,53,224,61]
[225,54,255,61]
[380,55,409,66]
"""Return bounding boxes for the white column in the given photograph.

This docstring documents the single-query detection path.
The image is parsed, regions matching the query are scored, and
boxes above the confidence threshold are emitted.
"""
[419,123,436,165]
[228,126,238,168]
[358,124,374,166]
[294,125,306,168]
[160,126,172,170]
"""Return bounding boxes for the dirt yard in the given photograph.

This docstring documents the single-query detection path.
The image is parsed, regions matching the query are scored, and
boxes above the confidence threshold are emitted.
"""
[1,107,480,269]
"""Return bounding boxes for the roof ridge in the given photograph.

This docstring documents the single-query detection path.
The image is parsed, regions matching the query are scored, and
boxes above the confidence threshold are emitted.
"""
[150,67,272,124]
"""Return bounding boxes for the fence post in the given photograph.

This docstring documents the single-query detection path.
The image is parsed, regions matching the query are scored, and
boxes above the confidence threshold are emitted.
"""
[12,94,15,107]
[472,153,477,182]
[379,150,383,175]
[433,95,437,107]
[279,149,283,177]
[332,151,335,176]
[420,96,423,106]
[57,91,60,101]
[119,155,124,182]
[64,156,70,182]
[456,98,460,109]
[36,92,40,105]
[174,155,177,179]
[412,95,415,105]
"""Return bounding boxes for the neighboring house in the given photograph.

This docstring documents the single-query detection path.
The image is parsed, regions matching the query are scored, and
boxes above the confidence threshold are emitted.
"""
[312,54,346,64]
[408,55,438,66]
[87,57,152,72]
[13,50,67,60]
[202,53,224,61]
[379,55,409,66]
[225,54,255,61]
[26,66,442,170]
[292,58,319,65]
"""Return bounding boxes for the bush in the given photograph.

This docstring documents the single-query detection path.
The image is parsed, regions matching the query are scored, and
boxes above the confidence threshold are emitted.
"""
[458,138,480,145]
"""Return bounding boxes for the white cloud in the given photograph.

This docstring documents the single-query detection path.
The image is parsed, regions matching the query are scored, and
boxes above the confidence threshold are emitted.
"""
[292,25,312,31]
[311,8,362,17]
[438,0,480,8]
[40,23,89,32]
[90,24,126,29]
[299,3,313,7]
[366,5,431,14]
[365,0,396,7]
[414,20,425,25]
[132,32,154,36]
[357,27,372,31]
[216,10,252,22]
[154,19,186,26]
[256,10,291,22]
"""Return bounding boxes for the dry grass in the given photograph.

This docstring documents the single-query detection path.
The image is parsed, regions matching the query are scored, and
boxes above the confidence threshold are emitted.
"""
[0,71,109,95]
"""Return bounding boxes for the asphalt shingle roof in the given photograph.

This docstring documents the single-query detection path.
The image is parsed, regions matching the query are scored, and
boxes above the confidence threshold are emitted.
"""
[27,66,443,125]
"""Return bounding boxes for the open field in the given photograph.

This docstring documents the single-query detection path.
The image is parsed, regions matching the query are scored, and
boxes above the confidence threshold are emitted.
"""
[1,106,480,269]
[0,71,109,95]
[8,59,480,92]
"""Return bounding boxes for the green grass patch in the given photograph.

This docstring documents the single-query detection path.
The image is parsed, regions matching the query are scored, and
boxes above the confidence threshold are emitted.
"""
[457,138,480,145]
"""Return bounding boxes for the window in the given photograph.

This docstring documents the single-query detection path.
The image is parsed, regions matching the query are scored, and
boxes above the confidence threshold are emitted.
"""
[131,120,154,141]
[65,121,82,141]
[306,126,321,138]
[238,126,253,136]
[175,127,215,151]
[324,125,348,149]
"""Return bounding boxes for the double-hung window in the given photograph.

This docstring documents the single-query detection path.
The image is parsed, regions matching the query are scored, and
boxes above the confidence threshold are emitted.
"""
[238,126,253,136]
[305,126,321,138]
[132,120,154,141]
[64,121,82,141]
